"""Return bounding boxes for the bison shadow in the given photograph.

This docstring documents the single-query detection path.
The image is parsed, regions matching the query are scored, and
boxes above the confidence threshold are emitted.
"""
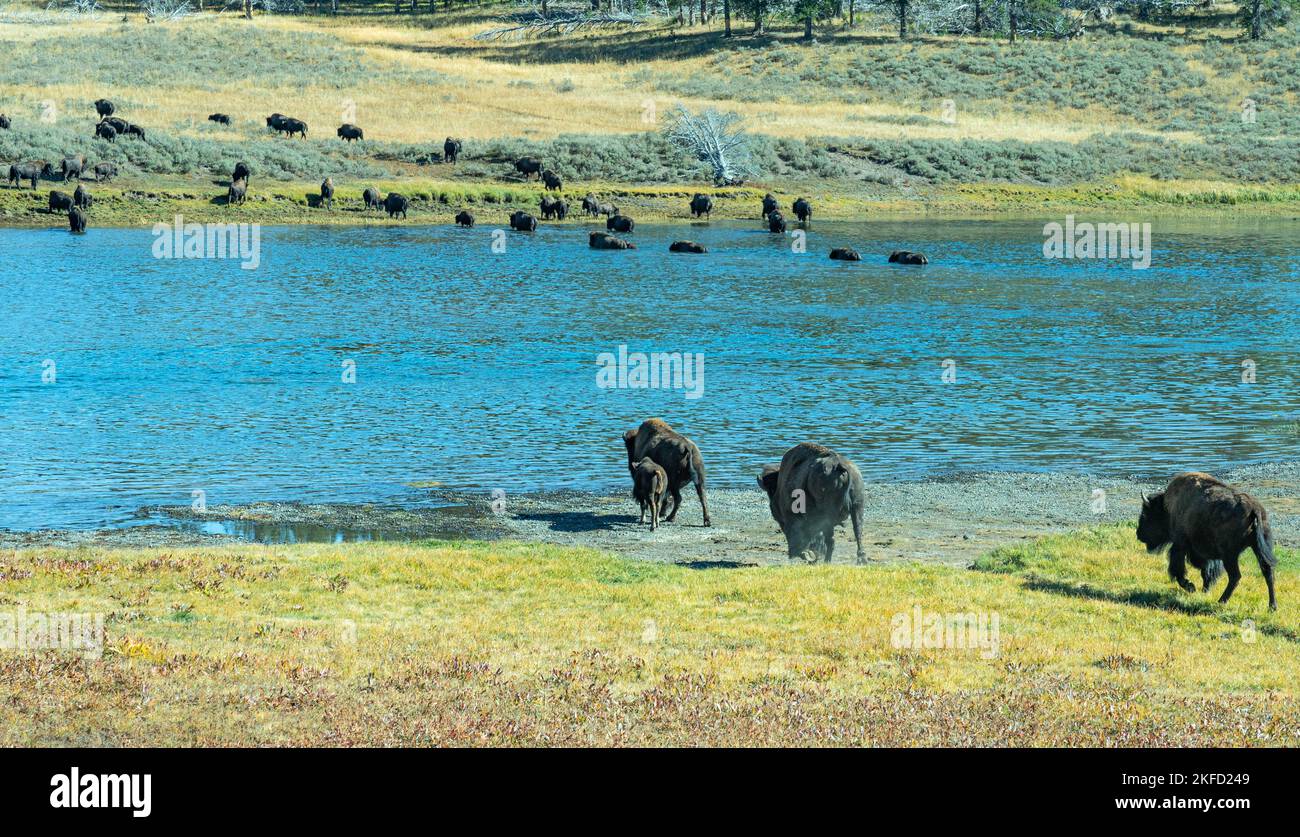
[512,510,628,533]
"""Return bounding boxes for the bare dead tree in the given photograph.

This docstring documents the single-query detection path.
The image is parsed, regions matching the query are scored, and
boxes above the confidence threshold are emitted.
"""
[665,105,756,186]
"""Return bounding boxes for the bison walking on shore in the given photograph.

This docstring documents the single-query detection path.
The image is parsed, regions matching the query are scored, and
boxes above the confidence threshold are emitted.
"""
[232,161,252,186]
[94,162,118,182]
[758,443,866,564]
[761,193,778,219]
[95,122,118,142]
[73,184,92,209]
[384,192,409,218]
[443,137,462,164]
[0,114,10,130]
[227,178,247,205]
[208,113,232,126]
[455,210,475,227]
[48,190,74,213]
[632,457,669,531]
[61,156,87,182]
[690,193,713,219]
[9,161,51,189]
[1138,472,1278,611]
[541,169,562,191]
[622,418,710,527]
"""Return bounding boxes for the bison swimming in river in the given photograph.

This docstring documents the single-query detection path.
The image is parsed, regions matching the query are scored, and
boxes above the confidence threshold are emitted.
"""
[622,418,710,527]
[632,457,669,531]
[830,248,861,261]
[588,231,635,250]
[606,214,634,233]
[767,212,787,233]
[509,210,538,232]
[888,250,928,265]
[669,240,706,254]
[758,443,866,564]
[1138,472,1278,611]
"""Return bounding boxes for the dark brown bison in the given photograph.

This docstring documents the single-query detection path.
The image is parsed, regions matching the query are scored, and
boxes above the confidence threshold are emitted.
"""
[362,187,381,211]
[94,162,118,182]
[68,206,87,233]
[669,240,706,254]
[581,194,600,217]
[337,123,364,142]
[94,99,115,118]
[227,178,247,205]
[73,184,92,209]
[455,210,475,227]
[606,214,634,233]
[48,190,74,213]
[232,161,252,185]
[1138,472,1277,611]
[539,195,562,220]
[0,114,10,130]
[622,419,710,527]
[123,123,146,140]
[793,197,812,225]
[319,177,334,209]
[384,192,409,218]
[9,161,51,189]
[589,231,635,250]
[208,113,232,126]
[761,193,778,219]
[61,155,87,182]
[889,250,928,265]
[509,210,537,232]
[280,118,307,139]
[266,113,286,130]
[514,157,543,179]
[689,193,713,219]
[767,211,786,233]
[101,117,128,133]
[595,201,617,217]
[632,457,668,531]
[830,248,860,261]
[443,137,462,164]
[758,443,866,564]
[95,122,118,142]
[541,169,562,191]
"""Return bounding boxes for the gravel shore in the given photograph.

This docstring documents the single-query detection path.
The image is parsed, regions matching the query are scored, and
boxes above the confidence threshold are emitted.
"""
[7,464,1298,566]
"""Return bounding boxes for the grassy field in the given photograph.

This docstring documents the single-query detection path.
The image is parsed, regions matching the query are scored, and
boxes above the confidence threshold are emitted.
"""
[3,525,1296,746]
[1,5,1298,223]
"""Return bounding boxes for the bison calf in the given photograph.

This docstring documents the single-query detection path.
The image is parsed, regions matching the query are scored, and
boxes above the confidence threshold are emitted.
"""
[632,457,668,530]
[1138,472,1278,611]
[758,443,866,564]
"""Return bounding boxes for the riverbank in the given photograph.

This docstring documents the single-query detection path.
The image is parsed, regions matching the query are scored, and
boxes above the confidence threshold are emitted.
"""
[1,524,1295,746]
[5,175,1300,229]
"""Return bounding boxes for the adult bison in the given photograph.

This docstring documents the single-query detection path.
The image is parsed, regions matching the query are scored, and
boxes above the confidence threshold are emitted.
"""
[761,193,778,219]
[101,117,129,133]
[94,99,115,118]
[232,161,252,186]
[73,184,92,209]
[669,240,706,254]
[757,443,866,564]
[319,177,334,210]
[830,248,860,261]
[793,197,812,225]
[606,214,634,233]
[9,161,51,189]
[61,155,87,182]
[767,211,787,233]
[266,113,286,130]
[384,193,409,218]
[509,210,537,232]
[888,250,928,265]
[514,157,542,179]
[68,206,87,233]
[0,114,10,130]
[95,122,118,142]
[455,210,475,227]
[632,457,668,531]
[540,195,561,220]
[48,190,74,213]
[363,187,382,212]
[279,118,307,139]
[581,194,600,217]
[622,419,710,527]
[123,123,146,140]
[541,169,562,191]
[94,162,118,182]
[227,178,247,205]
[1138,472,1278,611]
[689,193,713,219]
[589,231,635,250]
[443,137,462,164]
[208,113,232,126]
[337,123,364,142]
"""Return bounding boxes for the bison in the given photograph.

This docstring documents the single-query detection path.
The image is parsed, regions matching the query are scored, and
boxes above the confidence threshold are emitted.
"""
[793,197,812,225]
[10,161,51,189]
[362,187,382,212]
[761,193,778,219]
[622,419,710,527]
[541,169,562,191]
[758,443,866,564]
[606,214,634,233]
[632,457,669,531]
[540,195,562,220]
[94,162,118,182]
[443,137,462,164]
[581,195,599,217]
[227,178,247,205]
[101,117,129,133]
[266,113,286,130]
[1138,472,1278,611]
[0,114,10,130]
[669,240,706,254]
[767,212,787,234]
[68,205,87,233]
[232,161,252,186]
[888,250,928,265]
[279,118,307,139]
[509,210,538,232]
[455,210,475,227]
[830,248,861,261]
[588,231,635,250]
[61,155,87,182]
[95,122,118,142]
[337,123,364,142]
[208,113,232,126]
[514,157,543,179]
[384,192,409,218]
[73,184,92,209]
[94,99,115,118]
[319,177,334,210]
[123,123,146,140]
[48,190,74,213]
[689,193,713,219]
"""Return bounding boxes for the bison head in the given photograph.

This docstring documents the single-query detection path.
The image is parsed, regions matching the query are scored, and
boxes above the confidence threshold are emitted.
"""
[757,465,820,562]
[1136,491,1171,553]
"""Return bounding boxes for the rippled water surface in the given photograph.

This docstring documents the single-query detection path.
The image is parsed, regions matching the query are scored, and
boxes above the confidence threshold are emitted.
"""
[2,217,1298,530]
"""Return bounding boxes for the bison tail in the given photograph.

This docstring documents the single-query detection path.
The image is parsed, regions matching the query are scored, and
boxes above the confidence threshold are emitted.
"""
[1254,512,1277,567]
[1203,559,1224,588]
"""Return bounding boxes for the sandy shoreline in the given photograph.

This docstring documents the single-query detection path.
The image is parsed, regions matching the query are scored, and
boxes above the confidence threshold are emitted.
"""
[7,463,1298,565]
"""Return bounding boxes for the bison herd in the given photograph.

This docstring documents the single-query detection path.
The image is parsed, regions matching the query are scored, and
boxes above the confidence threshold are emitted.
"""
[622,419,1280,610]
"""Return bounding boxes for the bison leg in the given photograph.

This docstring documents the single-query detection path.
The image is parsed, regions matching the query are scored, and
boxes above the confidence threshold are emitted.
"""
[1168,543,1196,593]
[1217,555,1242,605]
[1251,545,1278,611]
[823,527,836,564]
[638,500,646,525]
[650,496,660,531]
[665,486,683,522]
[694,474,711,527]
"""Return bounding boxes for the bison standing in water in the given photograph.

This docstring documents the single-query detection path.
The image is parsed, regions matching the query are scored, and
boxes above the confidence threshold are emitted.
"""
[690,193,713,219]
[767,212,787,233]
[761,193,778,219]
[1138,472,1278,611]
[632,457,668,531]
[792,197,812,225]
[622,418,711,527]
[758,443,866,564]
[889,250,928,265]
[443,137,462,164]
[455,210,475,227]
[509,210,538,232]
[606,214,634,233]
[68,206,87,233]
